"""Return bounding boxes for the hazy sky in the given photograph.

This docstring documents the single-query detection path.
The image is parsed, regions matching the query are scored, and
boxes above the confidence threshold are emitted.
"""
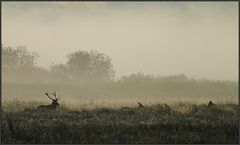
[2,2,238,81]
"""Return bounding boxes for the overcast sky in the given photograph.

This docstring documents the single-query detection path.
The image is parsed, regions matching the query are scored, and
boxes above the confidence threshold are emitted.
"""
[2,2,238,81]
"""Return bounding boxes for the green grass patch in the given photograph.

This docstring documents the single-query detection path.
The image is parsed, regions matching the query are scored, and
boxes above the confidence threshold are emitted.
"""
[1,103,238,143]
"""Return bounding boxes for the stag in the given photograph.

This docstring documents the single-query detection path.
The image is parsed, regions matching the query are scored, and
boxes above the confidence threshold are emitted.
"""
[208,100,214,107]
[37,91,60,110]
[138,102,144,108]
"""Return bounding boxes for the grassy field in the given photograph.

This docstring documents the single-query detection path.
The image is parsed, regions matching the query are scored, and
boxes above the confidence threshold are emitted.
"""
[1,101,238,144]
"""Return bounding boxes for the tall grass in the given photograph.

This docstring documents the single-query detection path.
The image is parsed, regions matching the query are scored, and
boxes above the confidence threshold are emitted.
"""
[3,95,237,111]
[1,101,238,144]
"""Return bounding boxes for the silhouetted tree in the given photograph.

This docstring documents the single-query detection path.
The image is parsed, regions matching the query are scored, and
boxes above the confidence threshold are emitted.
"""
[65,50,114,80]
[1,45,53,83]
[2,45,39,69]
[49,63,69,76]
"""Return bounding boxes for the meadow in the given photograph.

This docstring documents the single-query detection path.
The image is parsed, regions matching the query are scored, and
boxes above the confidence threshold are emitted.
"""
[2,47,238,143]
[1,101,238,144]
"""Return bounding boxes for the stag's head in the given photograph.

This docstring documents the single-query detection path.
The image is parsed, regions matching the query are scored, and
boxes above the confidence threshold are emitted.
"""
[45,91,60,107]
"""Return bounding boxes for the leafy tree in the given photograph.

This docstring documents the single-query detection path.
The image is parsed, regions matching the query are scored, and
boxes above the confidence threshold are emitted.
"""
[49,63,69,76]
[66,50,91,76]
[2,45,39,69]
[65,50,115,80]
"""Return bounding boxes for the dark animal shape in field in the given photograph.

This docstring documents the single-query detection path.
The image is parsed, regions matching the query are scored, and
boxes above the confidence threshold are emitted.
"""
[37,91,60,110]
[208,101,215,107]
[164,103,171,110]
[156,103,173,115]
[138,102,144,108]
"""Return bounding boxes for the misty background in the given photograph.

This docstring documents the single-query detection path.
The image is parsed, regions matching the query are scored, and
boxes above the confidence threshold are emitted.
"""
[2,2,238,106]
[2,2,238,81]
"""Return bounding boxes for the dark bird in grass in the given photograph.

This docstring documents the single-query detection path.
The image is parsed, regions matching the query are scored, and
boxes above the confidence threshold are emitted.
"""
[208,100,215,107]
[164,103,171,110]
[138,102,144,108]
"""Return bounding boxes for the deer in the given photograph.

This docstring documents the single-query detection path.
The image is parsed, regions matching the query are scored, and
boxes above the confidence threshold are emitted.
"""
[37,91,60,110]
[138,102,144,108]
[208,100,215,107]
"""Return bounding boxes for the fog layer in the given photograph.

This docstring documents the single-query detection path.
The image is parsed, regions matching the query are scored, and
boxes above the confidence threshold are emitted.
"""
[2,2,238,81]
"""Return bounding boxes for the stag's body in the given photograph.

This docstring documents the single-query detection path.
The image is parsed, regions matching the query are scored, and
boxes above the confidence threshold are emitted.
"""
[37,92,60,110]
[37,102,59,110]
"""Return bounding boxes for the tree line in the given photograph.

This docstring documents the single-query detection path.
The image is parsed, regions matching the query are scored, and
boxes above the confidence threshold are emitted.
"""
[2,45,114,84]
[2,45,237,99]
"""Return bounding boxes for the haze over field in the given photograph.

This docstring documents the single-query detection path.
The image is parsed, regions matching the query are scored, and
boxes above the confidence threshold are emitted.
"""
[2,2,238,81]
[1,3,239,144]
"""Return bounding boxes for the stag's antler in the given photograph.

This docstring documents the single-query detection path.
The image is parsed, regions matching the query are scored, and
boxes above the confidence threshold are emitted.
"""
[45,91,54,101]
[52,91,60,101]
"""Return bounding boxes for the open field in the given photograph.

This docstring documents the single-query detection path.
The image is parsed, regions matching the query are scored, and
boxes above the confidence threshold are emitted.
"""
[1,101,238,144]
[2,2,238,144]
